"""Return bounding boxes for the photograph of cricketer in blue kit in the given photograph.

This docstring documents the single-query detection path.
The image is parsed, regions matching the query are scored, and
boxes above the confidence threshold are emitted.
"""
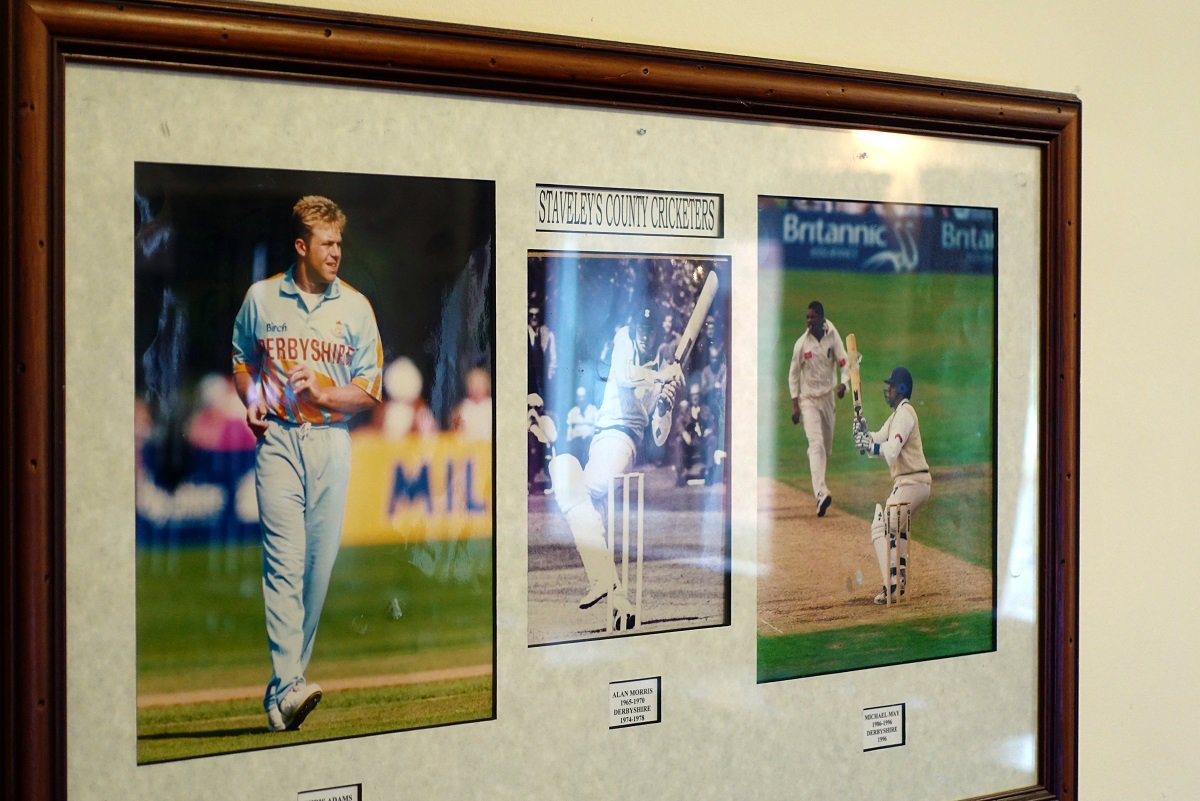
[133,163,495,763]
[526,251,732,646]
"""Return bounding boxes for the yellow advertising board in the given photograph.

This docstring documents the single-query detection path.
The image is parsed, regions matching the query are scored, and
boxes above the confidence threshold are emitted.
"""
[343,432,492,545]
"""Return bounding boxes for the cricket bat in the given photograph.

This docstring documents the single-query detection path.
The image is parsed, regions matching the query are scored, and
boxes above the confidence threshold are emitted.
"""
[673,271,719,366]
[846,332,863,421]
[651,271,718,441]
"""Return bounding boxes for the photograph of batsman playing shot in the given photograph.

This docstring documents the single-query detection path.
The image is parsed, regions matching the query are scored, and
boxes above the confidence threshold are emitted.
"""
[527,251,732,646]
[134,163,495,762]
[757,197,997,681]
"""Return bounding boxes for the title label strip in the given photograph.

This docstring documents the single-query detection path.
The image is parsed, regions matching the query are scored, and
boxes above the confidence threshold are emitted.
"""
[536,184,724,238]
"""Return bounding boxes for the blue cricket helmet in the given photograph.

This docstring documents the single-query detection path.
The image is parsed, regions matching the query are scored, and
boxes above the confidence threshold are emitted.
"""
[885,366,913,398]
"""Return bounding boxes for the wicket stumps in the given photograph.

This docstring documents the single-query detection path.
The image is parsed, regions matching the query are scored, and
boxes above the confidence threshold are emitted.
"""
[606,472,644,631]
[885,502,911,606]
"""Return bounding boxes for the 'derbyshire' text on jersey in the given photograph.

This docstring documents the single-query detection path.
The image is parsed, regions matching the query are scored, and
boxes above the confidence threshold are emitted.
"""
[232,267,383,424]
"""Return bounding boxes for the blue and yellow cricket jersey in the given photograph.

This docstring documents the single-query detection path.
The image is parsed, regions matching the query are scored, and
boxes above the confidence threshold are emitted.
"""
[232,267,383,424]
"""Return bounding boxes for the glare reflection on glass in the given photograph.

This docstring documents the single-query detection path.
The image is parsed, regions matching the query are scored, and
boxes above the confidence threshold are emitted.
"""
[999,341,1039,624]
[998,734,1037,773]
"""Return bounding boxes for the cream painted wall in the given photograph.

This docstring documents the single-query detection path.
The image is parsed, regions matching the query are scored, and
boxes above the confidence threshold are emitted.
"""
[253,2,1198,797]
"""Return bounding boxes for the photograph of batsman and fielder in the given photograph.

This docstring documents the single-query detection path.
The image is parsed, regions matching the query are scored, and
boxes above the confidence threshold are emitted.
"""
[133,163,495,762]
[526,252,733,646]
[756,196,998,682]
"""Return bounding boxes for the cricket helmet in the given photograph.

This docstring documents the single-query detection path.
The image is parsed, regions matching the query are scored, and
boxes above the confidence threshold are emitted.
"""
[884,366,913,403]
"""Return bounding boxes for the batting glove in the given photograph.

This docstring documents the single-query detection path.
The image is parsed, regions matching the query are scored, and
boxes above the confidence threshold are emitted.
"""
[853,427,872,454]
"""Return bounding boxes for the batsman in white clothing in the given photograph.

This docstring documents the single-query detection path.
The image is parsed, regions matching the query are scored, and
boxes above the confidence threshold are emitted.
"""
[530,306,681,631]
[853,366,932,605]
[788,300,850,517]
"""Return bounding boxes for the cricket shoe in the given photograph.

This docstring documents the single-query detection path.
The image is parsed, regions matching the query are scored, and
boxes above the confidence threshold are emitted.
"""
[579,580,616,610]
[277,680,323,731]
[817,492,832,517]
[611,590,637,631]
[266,704,286,732]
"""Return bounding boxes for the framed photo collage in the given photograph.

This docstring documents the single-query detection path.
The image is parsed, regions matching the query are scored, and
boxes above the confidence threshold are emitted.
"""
[5,3,1079,800]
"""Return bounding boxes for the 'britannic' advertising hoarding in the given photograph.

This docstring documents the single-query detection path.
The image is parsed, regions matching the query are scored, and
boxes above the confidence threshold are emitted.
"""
[758,199,996,274]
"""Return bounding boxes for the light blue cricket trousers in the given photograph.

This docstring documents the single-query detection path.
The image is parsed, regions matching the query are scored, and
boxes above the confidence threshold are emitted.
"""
[256,419,351,712]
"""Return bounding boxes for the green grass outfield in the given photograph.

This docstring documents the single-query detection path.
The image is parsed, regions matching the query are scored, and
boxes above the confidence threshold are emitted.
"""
[137,677,493,763]
[137,539,493,762]
[758,611,995,681]
[758,267,996,678]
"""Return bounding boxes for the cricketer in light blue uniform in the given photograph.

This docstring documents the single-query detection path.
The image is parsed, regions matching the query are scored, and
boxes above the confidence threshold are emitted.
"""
[232,196,383,732]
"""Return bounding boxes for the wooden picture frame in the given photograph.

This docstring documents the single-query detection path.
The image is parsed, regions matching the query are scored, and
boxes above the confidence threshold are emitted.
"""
[3,1,1079,799]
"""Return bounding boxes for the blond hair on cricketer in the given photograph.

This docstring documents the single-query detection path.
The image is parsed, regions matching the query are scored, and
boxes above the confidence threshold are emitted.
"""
[292,195,347,242]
